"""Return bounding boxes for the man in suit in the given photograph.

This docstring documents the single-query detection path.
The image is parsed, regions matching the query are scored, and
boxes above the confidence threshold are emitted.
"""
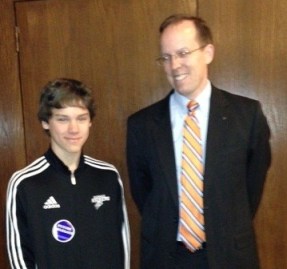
[126,14,271,269]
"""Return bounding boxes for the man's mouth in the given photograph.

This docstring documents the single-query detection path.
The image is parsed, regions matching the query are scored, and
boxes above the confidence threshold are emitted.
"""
[174,74,188,81]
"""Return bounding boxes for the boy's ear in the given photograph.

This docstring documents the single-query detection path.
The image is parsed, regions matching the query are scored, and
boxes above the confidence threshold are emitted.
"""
[41,121,49,130]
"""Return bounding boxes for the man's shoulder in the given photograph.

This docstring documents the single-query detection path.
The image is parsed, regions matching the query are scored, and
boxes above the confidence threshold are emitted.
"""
[212,86,261,109]
[213,86,259,103]
[128,91,172,121]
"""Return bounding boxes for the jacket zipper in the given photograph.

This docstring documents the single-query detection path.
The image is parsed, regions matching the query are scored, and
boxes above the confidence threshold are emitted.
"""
[71,173,77,185]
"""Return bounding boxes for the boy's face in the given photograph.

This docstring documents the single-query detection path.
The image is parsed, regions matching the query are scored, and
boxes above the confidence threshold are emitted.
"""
[42,106,91,159]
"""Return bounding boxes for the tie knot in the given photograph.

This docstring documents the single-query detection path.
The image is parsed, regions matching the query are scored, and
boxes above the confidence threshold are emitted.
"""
[187,101,199,116]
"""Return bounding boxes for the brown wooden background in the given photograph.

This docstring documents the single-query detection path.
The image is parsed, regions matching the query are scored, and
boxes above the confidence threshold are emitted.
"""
[0,0,286,268]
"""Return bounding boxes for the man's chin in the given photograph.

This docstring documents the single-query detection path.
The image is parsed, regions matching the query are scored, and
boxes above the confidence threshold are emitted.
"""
[174,87,191,98]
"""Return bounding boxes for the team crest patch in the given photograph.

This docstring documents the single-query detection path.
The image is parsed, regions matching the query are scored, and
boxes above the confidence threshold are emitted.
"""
[91,194,110,210]
[52,219,75,243]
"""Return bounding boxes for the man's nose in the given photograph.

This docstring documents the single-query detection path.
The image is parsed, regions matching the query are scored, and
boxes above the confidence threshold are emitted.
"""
[169,54,182,70]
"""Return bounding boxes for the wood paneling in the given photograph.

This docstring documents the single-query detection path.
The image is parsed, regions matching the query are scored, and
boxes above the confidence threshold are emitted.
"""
[0,1,26,268]
[198,1,287,268]
[2,0,285,268]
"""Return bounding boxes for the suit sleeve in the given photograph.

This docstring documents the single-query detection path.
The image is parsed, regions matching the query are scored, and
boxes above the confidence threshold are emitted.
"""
[6,181,35,269]
[246,102,271,217]
[126,116,152,214]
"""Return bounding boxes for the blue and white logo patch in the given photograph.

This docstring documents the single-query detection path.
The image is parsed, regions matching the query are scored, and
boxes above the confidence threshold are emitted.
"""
[52,219,75,243]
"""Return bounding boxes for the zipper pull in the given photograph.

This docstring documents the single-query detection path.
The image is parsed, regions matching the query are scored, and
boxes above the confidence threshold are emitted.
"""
[71,173,77,185]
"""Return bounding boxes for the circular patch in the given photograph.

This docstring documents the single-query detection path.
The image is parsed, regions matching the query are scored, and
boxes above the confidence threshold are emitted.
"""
[52,219,75,243]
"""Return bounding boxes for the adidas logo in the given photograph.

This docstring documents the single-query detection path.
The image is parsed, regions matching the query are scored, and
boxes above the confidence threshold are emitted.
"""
[43,196,61,209]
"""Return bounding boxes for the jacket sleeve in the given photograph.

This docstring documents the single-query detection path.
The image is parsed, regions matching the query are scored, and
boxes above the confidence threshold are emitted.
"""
[6,179,35,269]
[116,172,130,269]
[246,102,271,217]
[126,115,153,214]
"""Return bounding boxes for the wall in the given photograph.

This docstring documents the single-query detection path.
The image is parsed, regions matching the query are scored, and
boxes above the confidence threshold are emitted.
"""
[0,0,26,268]
[0,0,286,268]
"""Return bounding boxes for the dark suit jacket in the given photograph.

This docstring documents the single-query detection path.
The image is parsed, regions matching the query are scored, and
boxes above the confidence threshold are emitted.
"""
[126,86,271,269]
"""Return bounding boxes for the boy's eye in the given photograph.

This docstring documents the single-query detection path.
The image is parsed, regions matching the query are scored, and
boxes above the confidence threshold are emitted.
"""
[78,116,89,121]
[57,117,68,122]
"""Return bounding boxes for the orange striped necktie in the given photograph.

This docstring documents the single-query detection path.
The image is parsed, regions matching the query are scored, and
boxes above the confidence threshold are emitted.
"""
[179,100,206,252]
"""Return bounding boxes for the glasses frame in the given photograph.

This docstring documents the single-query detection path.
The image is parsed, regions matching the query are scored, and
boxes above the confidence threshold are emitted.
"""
[156,45,207,66]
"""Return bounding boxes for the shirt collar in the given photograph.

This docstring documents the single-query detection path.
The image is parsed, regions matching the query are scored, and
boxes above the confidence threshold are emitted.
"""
[172,80,212,114]
[45,147,85,174]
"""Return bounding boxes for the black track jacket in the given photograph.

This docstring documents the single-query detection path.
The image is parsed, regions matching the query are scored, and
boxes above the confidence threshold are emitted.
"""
[6,149,130,269]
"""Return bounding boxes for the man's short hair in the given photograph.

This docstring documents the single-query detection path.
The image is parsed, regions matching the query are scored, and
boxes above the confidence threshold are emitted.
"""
[159,14,213,46]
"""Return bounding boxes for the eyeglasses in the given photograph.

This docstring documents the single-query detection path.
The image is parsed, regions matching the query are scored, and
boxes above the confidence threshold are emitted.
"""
[156,45,206,66]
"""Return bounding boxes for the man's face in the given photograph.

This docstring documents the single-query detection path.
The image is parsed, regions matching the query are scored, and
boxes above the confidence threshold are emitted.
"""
[42,106,91,159]
[160,20,214,100]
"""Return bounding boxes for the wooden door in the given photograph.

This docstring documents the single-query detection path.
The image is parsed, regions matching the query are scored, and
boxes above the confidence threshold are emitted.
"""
[15,0,196,268]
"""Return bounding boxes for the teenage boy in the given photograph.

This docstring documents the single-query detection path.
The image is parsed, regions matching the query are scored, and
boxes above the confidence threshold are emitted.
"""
[7,78,130,269]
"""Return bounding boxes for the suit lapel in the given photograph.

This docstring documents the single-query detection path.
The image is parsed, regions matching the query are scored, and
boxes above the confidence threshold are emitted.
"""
[204,87,229,191]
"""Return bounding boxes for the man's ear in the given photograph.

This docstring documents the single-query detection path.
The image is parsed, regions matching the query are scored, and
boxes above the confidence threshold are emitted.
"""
[204,44,215,65]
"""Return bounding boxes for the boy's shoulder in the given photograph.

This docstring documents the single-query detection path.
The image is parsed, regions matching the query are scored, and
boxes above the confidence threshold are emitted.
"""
[83,155,118,173]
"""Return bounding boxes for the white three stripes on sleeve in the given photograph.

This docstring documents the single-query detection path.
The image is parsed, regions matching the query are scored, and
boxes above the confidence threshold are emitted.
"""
[6,157,49,269]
